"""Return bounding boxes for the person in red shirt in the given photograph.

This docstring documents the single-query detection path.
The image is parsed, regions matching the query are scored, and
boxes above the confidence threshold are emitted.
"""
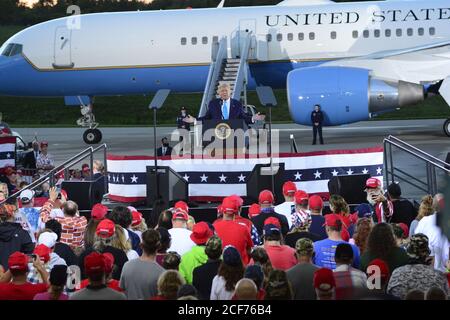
[213,197,253,265]
[261,224,297,271]
[0,251,49,300]
[77,252,123,292]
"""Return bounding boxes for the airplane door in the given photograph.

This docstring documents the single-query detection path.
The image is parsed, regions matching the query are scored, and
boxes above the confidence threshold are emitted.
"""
[236,19,256,58]
[53,27,74,69]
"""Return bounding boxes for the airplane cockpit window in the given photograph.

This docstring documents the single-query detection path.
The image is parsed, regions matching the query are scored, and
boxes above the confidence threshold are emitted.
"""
[181,37,187,45]
[1,43,23,57]
[429,27,436,36]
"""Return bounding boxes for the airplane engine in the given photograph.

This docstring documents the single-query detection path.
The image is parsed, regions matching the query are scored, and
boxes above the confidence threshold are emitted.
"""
[287,67,425,126]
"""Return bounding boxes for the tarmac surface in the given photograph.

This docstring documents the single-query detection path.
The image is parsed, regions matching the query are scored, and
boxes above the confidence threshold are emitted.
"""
[14,119,450,201]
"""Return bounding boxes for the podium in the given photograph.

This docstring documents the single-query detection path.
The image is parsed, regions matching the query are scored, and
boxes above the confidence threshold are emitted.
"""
[200,119,248,156]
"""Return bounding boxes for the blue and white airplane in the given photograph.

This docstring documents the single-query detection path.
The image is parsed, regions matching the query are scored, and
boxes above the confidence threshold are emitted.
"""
[1,0,450,143]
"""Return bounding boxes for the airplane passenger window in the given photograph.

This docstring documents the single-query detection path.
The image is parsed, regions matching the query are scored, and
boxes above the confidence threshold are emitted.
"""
[363,30,369,38]
[287,33,293,41]
[429,27,436,35]
[396,29,402,37]
[212,36,219,43]
[330,31,337,39]
[277,33,283,41]
[309,32,315,40]
[191,37,197,45]
[374,29,381,38]
[385,29,391,37]
[202,36,208,44]
[267,34,272,42]
[181,37,187,45]
[298,33,304,41]
[418,28,424,36]
[407,28,413,36]
[352,30,358,39]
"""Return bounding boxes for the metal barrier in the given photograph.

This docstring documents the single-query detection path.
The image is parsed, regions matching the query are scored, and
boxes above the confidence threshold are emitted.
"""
[1,144,108,205]
[384,135,450,196]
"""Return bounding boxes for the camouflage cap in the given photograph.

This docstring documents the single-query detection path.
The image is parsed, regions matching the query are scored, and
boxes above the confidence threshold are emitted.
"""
[295,238,314,256]
[163,251,181,269]
[205,235,222,258]
[407,233,431,260]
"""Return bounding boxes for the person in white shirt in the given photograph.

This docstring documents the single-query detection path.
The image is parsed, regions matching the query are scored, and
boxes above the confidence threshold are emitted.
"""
[414,194,449,272]
[211,246,244,300]
[36,141,55,171]
[274,181,297,230]
[168,209,195,256]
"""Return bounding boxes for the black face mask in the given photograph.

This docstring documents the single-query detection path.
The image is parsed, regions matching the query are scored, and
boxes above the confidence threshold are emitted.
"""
[163,143,169,147]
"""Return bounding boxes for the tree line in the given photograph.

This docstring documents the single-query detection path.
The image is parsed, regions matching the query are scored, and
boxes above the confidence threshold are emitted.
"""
[0,0,377,26]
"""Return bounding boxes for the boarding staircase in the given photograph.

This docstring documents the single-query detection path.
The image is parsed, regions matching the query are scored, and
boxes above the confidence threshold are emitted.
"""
[198,31,255,117]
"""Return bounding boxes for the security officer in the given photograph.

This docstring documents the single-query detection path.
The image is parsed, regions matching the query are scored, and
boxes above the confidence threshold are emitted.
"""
[176,107,191,131]
[311,104,324,145]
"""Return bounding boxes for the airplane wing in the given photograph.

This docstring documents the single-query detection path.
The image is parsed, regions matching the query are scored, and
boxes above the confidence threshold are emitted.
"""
[321,42,450,85]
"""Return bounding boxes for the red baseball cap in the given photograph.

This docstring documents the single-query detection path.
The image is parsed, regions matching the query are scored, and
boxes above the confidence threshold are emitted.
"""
[131,211,143,227]
[40,141,48,147]
[230,194,244,207]
[248,203,261,218]
[258,190,274,205]
[172,209,189,221]
[222,197,238,214]
[91,203,108,221]
[264,217,281,228]
[4,167,16,176]
[367,259,390,281]
[294,190,309,205]
[8,252,28,272]
[174,201,189,214]
[365,177,381,189]
[309,195,324,210]
[397,223,409,239]
[313,268,336,291]
[103,253,115,274]
[323,214,342,228]
[282,181,297,196]
[190,222,213,245]
[96,219,115,238]
[84,252,106,276]
[33,244,51,263]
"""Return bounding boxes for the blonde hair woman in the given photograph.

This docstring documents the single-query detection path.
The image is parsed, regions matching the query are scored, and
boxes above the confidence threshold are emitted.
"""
[111,225,139,260]
[409,195,433,236]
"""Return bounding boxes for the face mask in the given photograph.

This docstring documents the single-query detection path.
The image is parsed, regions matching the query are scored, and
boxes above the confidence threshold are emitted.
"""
[181,112,186,117]
[163,143,169,147]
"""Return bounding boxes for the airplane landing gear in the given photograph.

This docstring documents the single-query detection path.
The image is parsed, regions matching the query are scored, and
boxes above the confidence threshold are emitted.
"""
[444,119,450,137]
[77,104,102,144]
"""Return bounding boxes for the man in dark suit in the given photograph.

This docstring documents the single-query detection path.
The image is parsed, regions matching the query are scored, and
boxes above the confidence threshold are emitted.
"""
[184,83,265,124]
[311,104,324,145]
[156,137,172,156]
[23,141,40,169]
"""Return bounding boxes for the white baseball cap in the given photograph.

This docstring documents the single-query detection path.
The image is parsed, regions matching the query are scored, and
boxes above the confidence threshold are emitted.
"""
[19,189,35,204]
[38,231,58,248]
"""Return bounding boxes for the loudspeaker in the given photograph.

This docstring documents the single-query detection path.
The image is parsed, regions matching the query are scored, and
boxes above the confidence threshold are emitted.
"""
[246,163,285,205]
[146,166,188,207]
[61,178,105,211]
[328,174,370,205]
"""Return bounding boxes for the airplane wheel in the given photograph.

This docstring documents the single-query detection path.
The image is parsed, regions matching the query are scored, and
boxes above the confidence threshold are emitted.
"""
[83,129,102,144]
[444,119,450,137]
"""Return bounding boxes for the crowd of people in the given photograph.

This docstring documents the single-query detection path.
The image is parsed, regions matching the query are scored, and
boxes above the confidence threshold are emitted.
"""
[0,170,448,300]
